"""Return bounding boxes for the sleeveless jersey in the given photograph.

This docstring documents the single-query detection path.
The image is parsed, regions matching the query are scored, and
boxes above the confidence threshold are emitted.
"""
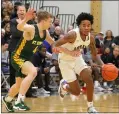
[59,28,90,61]
[13,24,46,60]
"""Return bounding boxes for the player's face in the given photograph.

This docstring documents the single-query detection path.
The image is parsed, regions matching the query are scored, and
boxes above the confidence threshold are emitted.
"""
[80,20,92,36]
[43,18,53,29]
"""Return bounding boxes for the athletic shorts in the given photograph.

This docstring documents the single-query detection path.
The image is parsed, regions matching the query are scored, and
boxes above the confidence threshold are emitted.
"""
[58,55,88,83]
[11,53,26,78]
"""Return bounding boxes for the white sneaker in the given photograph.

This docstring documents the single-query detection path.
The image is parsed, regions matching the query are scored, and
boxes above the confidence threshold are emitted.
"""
[87,106,98,114]
[58,79,68,98]
[37,88,50,94]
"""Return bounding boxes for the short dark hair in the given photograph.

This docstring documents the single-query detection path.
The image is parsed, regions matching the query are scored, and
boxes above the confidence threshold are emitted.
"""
[76,12,94,26]
[37,10,53,23]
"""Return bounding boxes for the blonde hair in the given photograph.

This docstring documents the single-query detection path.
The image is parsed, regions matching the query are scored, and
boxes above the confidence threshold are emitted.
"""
[37,10,53,23]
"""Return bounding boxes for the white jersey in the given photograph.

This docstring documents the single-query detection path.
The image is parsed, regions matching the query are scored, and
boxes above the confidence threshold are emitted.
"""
[58,28,91,61]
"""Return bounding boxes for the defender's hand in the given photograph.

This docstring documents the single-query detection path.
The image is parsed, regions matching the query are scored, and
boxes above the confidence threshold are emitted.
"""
[25,9,34,21]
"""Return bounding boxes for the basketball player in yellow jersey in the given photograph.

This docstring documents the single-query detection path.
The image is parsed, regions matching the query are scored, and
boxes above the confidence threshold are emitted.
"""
[2,9,81,112]
[52,12,104,113]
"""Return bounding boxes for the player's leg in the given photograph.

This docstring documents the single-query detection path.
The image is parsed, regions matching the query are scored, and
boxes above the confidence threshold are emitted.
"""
[58,60,81,98]
[2,77,23,112]
[75,57,97,113]
[13,61,37,111]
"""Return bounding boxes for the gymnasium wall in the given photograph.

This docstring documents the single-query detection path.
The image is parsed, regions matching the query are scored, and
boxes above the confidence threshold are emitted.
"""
[101,1,119,36]
[44,1,119,36]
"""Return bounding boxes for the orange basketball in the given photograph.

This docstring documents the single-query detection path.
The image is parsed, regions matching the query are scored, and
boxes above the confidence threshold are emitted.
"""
[102,64,119,81]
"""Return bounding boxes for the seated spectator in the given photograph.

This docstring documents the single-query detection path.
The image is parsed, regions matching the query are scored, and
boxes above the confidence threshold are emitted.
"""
[1,8,9,20]
[112,36,119,48]
[1,15,10,28]
[31,45,51,96]
[101,47,111,64]
[108,45,119,68]
[95,32,104,54]
[49,17,60,35]
[7,2,14,17]
[104,30,114,51]
[1,28,6,44]
[4,23,11,43]
[51,26,62,41]
[1,42,9,73]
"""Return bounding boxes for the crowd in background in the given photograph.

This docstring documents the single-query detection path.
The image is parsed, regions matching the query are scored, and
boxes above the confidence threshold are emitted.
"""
[1,0,119,97]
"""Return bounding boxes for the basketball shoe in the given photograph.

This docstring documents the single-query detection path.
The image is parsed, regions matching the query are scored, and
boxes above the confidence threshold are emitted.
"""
[58,79,68,98]
[13,100,30,111]
[2,96,14,112]
[88,106,98,114]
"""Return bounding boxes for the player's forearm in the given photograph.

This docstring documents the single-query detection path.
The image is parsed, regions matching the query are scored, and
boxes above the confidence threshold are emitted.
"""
[17,18,28,31]
[58,47,72,55]
[92,55,104,66]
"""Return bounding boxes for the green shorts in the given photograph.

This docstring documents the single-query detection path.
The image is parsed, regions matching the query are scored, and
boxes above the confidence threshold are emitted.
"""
[11,53,26,78]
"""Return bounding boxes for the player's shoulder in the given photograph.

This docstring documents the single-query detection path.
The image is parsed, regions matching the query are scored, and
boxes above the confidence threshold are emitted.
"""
[67,29,77,38]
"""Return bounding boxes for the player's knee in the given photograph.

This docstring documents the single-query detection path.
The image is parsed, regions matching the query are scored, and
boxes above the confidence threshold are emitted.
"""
[82,69,93,83]
[29,67,37,77]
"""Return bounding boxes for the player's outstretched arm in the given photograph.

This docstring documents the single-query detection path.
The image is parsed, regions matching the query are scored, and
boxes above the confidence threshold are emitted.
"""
[52,31,81,57]
[17,9,34,32]
[89,36,104,66]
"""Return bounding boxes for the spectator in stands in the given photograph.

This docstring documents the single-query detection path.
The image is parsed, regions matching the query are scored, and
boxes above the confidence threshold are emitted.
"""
[1,15,10,28]
[53,17,60,27]
[2,0,12,9]
[50,53,62,80]
[101,47,111,64]
[112,36,119,48]
[49,17,60,35]
[31,44,51,96]
[51,26,62,41]
[10,1,23,19]
[108,46,119,68]
[4,23,11,43]
[104,30,114,51]
[1,29,6,44]
[67,25,73,32]
[95,32,104,54]
[1,8,9,20]
[1,42,9,73]
[7,2,14,17]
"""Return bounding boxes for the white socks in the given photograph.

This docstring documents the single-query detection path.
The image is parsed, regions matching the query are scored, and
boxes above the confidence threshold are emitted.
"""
[5,96,13,102]
[87,102,93,107]
[15,94,25,104]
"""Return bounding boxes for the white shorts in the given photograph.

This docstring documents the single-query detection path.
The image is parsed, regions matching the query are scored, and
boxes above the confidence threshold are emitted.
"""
[59,56,88,83]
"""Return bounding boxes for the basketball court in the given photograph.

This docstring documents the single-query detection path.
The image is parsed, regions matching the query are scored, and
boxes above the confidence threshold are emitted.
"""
[2,93,119,113]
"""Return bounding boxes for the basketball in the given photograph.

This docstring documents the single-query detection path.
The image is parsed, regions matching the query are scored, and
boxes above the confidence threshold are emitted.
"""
[102,64,119,81]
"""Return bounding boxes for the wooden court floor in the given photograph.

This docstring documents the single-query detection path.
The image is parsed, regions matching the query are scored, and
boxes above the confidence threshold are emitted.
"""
[2,93,119,113]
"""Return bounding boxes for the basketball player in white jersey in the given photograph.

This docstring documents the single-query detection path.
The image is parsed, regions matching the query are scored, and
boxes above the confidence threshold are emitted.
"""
[52,12,104,113]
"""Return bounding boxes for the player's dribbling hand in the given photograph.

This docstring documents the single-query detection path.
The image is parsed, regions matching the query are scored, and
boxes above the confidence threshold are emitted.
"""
[52,47,61,54]
[25,9,34,21]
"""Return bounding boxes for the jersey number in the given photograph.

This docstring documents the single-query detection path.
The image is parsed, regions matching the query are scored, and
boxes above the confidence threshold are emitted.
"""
[33,46,38,53]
